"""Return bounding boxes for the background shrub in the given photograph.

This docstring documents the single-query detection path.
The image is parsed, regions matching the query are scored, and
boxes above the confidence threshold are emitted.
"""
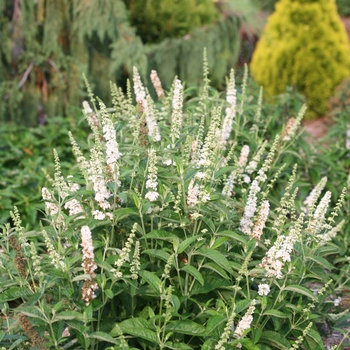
[252,0,350,16]
[122,0,220,43]
[250,0,350,119]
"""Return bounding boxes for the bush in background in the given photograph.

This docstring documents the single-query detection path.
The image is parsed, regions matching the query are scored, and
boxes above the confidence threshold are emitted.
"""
[250,0,350,119]
[252,0,350,16]
[122,0,220,43]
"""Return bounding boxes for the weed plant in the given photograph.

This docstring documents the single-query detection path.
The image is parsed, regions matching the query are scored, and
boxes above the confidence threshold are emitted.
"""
[0,61,348,349]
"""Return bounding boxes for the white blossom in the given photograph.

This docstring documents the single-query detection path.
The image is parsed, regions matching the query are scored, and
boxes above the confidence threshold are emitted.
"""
[261,213,304,278]
[251,200,269,240]
[234,300,256,338]
[145,148,159,202]
[258,284,270,296]
[92,210,106,220]
[219,69,236,149]
[240,180,260,235]
[187,179,200,207]
[307,191,332,233]
[42,187,59,216]
[145,191,159,202]
[238,145,250,168]
[150,70,164,98]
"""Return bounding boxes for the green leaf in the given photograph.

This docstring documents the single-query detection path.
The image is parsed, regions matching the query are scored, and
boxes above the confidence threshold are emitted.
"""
[54,311,85,322]
[138,270,161,295]
[16,306,47,322]
[165,320,205,335]
[105,289,114,299]
[210,236,228,249]
[202,262,229,279]
[113,208,138,221]
[141,230,178,242]
[235,299,252,314]
[89,332,118,344]
[96,260,114,272]
[0,287,32,302]
[205,315,226,335]
[284,285,316,301]
[262,309,290,318]
[164,341,193,349]
[178,235,200,254]
[190,274,231,295]
[119,318,158,344]
[304,328,324,349]
[216,230,248,245]
[181,265,204,286]
[194,248,231,273]
[259,331,291,350]
[142,249,171,263]
[65,320,89,334]
[307,255,334,271]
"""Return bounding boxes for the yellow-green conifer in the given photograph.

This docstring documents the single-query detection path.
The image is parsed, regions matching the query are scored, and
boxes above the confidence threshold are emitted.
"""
[250,0,350,118]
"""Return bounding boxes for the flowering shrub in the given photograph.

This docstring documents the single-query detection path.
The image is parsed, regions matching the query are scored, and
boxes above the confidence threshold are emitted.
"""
[0,60,348,349]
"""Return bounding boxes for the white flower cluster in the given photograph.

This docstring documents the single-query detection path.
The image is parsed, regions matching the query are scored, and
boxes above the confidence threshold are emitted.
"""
[133,66,147,107]
[150,70,164,99]
[82,101,99,128]
[99,101,122,173]
[81,226,97,274]
[145,95,161,141]
[89,148,112,210]
[251,200,270,240]
[240,180,260,235]
[145,148,159,202]
[303,176,327,210]
[222,171,237,197]
[187,179,200,207]
[238,145,250,168]
[219,68,236,149]
[63,177,84,218]
[42,187,59,216]
[81,225,98,305]
[170,79,183,144]
[281,104,306,141]
[307,190,332,233]
[234,299,256,338]
[258,283,270,296]
[133,67,161,141]
[261,213,304,278]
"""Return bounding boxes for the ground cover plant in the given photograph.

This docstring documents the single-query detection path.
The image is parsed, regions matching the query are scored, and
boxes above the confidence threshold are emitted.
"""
[0,115,89,228]
[0,59,349,349]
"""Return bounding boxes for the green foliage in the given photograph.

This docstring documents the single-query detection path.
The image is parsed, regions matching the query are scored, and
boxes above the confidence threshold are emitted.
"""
[250,0,350,119]
[123,0,220,43]
[0,114,88,227]
[1,64,348,349]
[337,0,350,16]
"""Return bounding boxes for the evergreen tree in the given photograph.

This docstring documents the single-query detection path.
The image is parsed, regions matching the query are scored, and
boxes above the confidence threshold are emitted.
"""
[0,0,146,125]
[0,0,241,125]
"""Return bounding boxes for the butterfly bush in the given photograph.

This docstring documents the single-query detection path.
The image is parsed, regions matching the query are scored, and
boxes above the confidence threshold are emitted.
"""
[3,62,348,350]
